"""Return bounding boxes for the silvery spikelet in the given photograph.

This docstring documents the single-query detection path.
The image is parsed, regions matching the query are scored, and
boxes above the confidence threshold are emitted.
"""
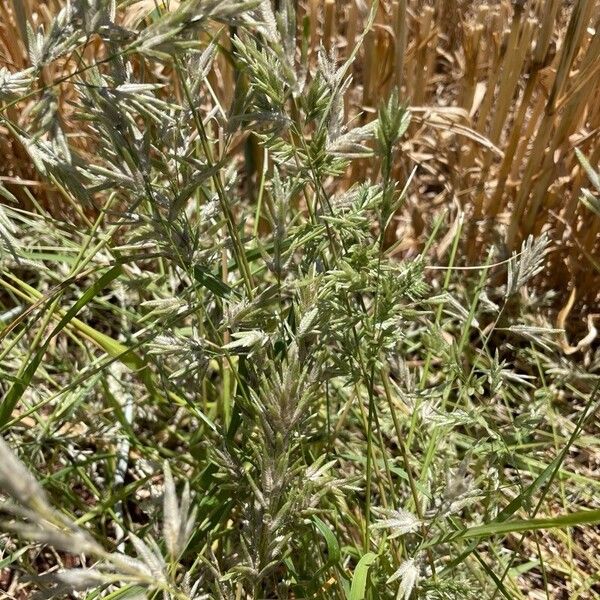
[0,436,49,511]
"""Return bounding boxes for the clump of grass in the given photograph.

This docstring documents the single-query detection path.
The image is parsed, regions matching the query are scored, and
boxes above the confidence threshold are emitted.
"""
[0,2,599,600]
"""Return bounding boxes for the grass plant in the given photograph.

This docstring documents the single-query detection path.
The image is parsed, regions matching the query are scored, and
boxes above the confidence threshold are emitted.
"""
[0,1,599,599]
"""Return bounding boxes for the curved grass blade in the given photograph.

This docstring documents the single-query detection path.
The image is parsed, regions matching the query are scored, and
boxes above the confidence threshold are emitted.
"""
[312,515,341,578]
[423,509,600,549]
[348,552,378,600]
[0,266,123,429]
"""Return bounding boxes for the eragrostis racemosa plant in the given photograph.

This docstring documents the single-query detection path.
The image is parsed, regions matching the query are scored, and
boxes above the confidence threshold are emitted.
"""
[1,1,600,599]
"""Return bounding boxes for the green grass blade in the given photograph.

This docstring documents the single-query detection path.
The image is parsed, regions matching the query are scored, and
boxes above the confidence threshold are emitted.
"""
[348,552,378,600]
[0,266,123,429]
[424,509,600,549]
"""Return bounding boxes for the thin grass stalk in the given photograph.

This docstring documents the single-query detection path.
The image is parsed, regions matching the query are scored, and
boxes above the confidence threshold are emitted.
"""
[346,0,360,59]
[476,4,528,158]
[376,12,397,101]
[507,0,593,249]
[362,23,377,106]
[457,6,503,174]
[412,6,434,107]
[324,0,335,53]
[309,0,320,53]
[517,0,595,238]
[474,5,517,135]
[488,17,534,146]
[435,0,459,50]
[460,22,483,113]
[1,3,25,70]
[487,0,560,218]
[424,7,438,101]
[469,9,531,251]
[508,90,545,184]
[392,0,407,90]
[545,27,600,229]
